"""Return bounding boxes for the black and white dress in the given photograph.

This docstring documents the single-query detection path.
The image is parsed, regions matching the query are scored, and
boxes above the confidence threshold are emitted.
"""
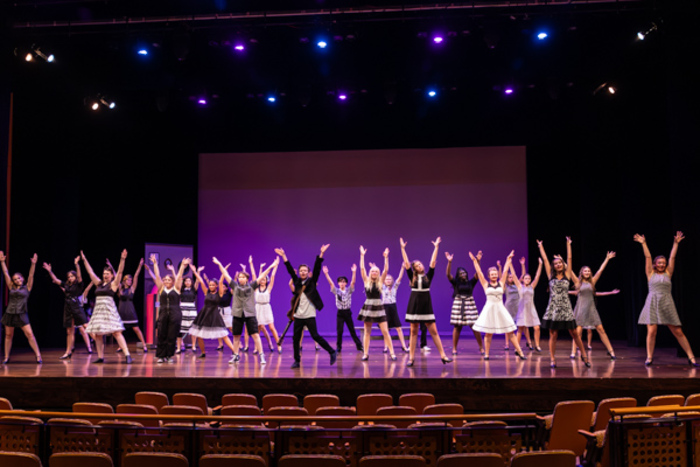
[180,287,198,337]
[405,267,436,323]
[189,292,230,339]
[59,280,88,328]
[85,283,125,334]
[541,277,576,330]
[358,283,387,323]
[381,283,403,328]
[449,277,479,326]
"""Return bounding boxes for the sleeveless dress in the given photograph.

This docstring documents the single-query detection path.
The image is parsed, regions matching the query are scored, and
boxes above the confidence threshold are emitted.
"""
[637,273,681,326]
[358,283,387,323]
[189,292,230,339]
[0,286,31,328]
[219,289,233,328]
[449,277,479,326]
[255,288,275,326]
[405,267,436,323]
[118,289,139,325]
[573,282,602,329]
[515,285,540,327]
[85,283,125,334]
[180,287,198,337]
[472,284,517,334]
[505,284,519,319]
[541,277,576,330]
[59,280,88,328]
[381,283,403,328]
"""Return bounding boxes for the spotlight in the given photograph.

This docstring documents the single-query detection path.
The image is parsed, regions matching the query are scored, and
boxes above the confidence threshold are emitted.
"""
[504,87,514,95]
[197,98,207,105]
[338,94,348,101]
[317,41,328,49]
[33,46,54,62]
[607,86,616,94]
[267,96,276,103]
[137,49,149,56]
[17,45,55,63]
[636,22,658,41]
[537,32,548,40]
[593,82,618,96]
[25,53,33,62]
[427,90,437,98]
[91,102,100,111]
[234,44,245,51]
[432,36,444,44]
[100,97,116,109]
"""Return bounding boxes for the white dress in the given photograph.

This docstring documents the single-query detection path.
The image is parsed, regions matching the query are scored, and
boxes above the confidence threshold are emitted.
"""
[255,289,275,326]
[472,284,517,334]
[515,286,541,327]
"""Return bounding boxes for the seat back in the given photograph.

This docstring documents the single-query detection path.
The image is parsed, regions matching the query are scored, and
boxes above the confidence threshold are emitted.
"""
[303,394,340,415]
[72,402,115,424]
[547,401,595,456]
[510,450,576,467]
[0,416,43,456]
[0,451,42,467]
[279,454,347,467]
[123,452,189,467]
[422,403,464,420]
[262,394,299,413]
[199,454,266,467]
[50,452,114,467]
[220,405,262,416]
[375,406,418,429]
[398,393,435,416]
[356,394,393,417]
[201,425,271,466]
[221,393,258,408]
[173,393,210,415]
[266,407,309,428]
[159,405,204,425]
[315,406,357,429]
[0,397,13,410]
[116,404,160,428]
[436,453,504,467]
[684,393,700,407]
[359,455,426,467]
[592,397,637,432]
[135,392,170,413]
[647,394,685,407]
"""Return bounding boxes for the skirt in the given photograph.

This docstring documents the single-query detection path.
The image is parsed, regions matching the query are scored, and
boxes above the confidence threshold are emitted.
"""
[1,312,30,328]
[405,291,436,323]
[85,296,125,334]
[180,301,197,336]
[358,298,387,323]
[255,303,275,326]
[450,295,478,326]
[219,306,233,328]
[383,303,402,328]
[118,301,139,325]
[63,300,88,328]
[189,306,230,339]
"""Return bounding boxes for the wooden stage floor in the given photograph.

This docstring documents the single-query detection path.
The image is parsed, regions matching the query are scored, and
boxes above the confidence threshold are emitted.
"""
[1,338,698,413]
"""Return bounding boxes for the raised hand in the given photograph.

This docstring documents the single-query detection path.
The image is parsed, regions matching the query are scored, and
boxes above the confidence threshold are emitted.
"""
[239,264,247,272]
[274,248,285,256]
[383,248,389,257]
[674,231,685,243]
[432,237,441,247]
[368,262,377,269]
[121,249,128,259]
[166,263,176,273]
[400,238,407,249]
[538,258,543,264]
[212,256,221,266]
[260,263,266,271]
[633,234,645,244]
[322,265,329,274]
[81,250,87,261]
[468,251,476,261]
[224,263,231,270]
[0,251,6,262]
[182,258,192,265]
[320,244,330,254]
[351,264,357,272]
[30,253,38,264]
[149,254,157,264]
[139,258,144,266]
[507,250,515,260]
[606,251,616,260]
[520,257,526,265]
[74,256,81,265]
[197,266,205,273]
[476,251,483,261]
[536,240,543,247]
[272,257,280,267]
[445,252,454,262]
[360,246,367,255]
[611,289,620,294]
[42,262,52,271]
[553,255,563,262]
[249,255,253,263]
[496,260,501,267]
[566,237,572,245]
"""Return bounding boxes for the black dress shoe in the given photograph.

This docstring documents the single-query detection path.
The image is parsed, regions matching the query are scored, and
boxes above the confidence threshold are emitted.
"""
[330,351,337,366]
[291,361,300,369]
[93,358,105,364]
[125,355,133,364]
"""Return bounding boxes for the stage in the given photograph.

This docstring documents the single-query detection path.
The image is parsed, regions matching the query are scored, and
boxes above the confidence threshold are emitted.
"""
[1,338,698,414]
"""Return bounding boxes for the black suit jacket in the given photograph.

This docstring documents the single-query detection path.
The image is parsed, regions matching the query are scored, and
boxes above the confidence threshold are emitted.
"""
[285,256,324,313]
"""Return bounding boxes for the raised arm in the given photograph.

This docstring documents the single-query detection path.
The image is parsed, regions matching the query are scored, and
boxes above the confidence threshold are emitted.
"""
[111,249,127,291]
[322,265,334,289]
[174,258,189,291]
[81,251,102,286]
[149,254,163,290]
[499,251,514,287]
[359,246,368,282]
[82,281,94,299]
[248,256,257,282]
[350,263,357,289]
[633,234,653,279]
[565,237,579,287]
[469,251,488,289]
[130,258,144,294]
[537,240,552,279]
[519,257,526,280]
[497,261,502,278]
[508,262,521,290]
[191,266,208,292]
[267,259,279,292]
[194,266,205,290]
[531,258,544,288]
[257,258,279,286]
[395,265,404,285]
[213,256,233,284]
[42,262,63,286]
[429,237,441,269]
[0,251,11,287]
[74,255,83,283]
[380,248,389,284]
[218,272,227,297]
[592,251,616,285]
[27,254,38,292]
[667,231,684,277]
[400,238,410,270]
[445,252,454,281]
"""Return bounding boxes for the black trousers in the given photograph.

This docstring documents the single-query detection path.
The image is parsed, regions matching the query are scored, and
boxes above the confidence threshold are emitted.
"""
[293,317,333,363]
[156,308,182,359]
[336,309,362,350]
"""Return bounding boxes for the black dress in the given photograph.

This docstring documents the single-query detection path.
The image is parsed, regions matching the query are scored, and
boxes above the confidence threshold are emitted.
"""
[189,292,229,339]
[59,280,88,328]
[118,289,139,325]
[0,286,31,328]
[405,267,436,323]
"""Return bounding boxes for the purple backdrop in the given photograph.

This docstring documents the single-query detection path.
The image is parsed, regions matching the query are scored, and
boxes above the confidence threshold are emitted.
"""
[198,147,528,336]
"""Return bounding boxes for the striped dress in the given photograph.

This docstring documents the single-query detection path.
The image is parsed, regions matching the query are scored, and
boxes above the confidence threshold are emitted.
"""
[449,277,479,326]
[85,283,125,334]
[179,287,198,337]
[358,283,387,323]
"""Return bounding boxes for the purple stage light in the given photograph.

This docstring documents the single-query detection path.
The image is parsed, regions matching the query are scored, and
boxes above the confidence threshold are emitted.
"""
[338,94,347,101]
[504,88,514,95]
[197,98,207,105]
[234,44,245,51]
[433,36,444,44]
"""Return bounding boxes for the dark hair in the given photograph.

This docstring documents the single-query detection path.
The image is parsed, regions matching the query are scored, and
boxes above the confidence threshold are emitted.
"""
[103,266,115,274]
[237,271,250,279]
[337,276,348,283]
[298,264,310,272]
[67,270,77,278]
[455,267,469,282]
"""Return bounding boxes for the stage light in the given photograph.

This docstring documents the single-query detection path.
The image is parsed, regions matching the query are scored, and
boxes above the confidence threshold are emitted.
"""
[19,45,56,63]
[317,41,328,49]
[137,49,148,56]
[338,94,347,101]
[267,96,276,103]
[593,82,618,96]
[636,22,658,41]
[197,98,207,105]
[234,44,245,51]
[607,86,616,94]
[537,32,548,40]
[25,53,33,62]
[504,87,514,95]
[100,97,116,109]
[637,32,645,40]
[427,90,437,98]
[433,36,444,44]
[91,102,100,111]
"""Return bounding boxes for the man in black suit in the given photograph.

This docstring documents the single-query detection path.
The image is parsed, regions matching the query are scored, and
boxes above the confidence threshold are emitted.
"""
[275,244,337,369]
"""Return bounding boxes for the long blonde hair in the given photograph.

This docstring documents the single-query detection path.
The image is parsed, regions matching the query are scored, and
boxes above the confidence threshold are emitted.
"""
[365,266,382,291]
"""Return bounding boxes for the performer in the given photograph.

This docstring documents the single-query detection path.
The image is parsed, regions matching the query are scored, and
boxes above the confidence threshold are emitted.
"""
[214,256,279,366]
[43,256,93,358]
[358,246,396,361]
[288,270,319,351]
[116,258,148,353]
[503,270,520,350]
[0,251,42,364]
[322,263,364,353]
[399,237,452,367]
[537,238,590,369]
[178,270,204,353]
[148,254,188,363]
[445,251,484,355]
[511,257,543,351]
[275,245,337,369]
[250,257,282,353]
[82,250,133,363]
[569,252,618,359]
[188,268,236,358]
[470,250,525,360]
[381,268,408,353]
[634,232,698,367]
[216,277,233,352]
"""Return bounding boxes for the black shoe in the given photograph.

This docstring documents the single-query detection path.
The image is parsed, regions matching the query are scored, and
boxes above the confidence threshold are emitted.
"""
[116,348,122,353]
[59,353,72,360]
[406,360,414,367]
[689,358,700,368]
[516,351,526,361]
[383,347,389,354]
[361,354,369,361]
[483,355,490,361]
[93,358,104,364]
[357,345,364,352]
[550,360,556,368]
[216,346,224,352]
[2,358,9,365]
[87,349,93,354]
[330,350,337,366]
[336,348,342,353]
[645,359,653,366]
[391,354,397,361]
[581,355,591,368]
[607,351,616,360]
[526,343,534,350]
[441,356,453,364]
[242,347,249,353]
[291,361,300,369]
[197,353,206,359]
[125,355,133,364]
[36,356,43,364]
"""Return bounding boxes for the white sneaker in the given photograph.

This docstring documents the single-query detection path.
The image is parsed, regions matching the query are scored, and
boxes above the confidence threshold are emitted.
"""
[167,357,175,363]
[421,345,431,351]
[228,354,239,364]
[259,354,267,365]
[156,358,165,364]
